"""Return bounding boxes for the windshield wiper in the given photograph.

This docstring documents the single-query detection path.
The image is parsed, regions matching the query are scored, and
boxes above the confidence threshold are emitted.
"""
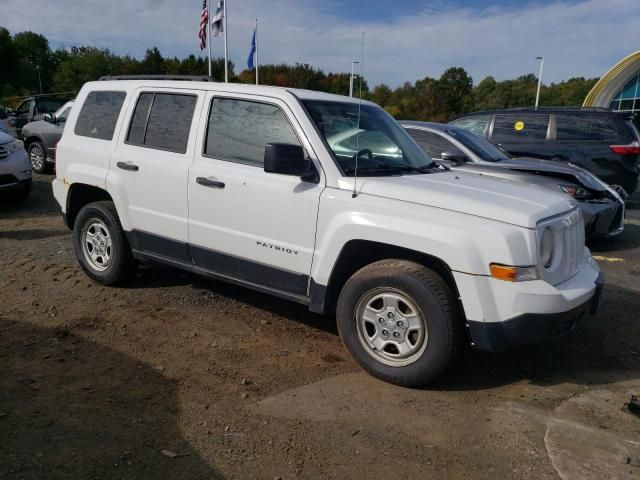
[345,163,437,176]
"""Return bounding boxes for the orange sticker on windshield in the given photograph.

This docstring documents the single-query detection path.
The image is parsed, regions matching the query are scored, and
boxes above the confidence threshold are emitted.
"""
[514,121,525,131]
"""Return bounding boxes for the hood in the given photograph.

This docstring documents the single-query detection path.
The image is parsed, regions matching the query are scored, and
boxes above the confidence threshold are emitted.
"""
[0,130,14,144]
[498,157,607,191]
[451,162,573,191]
[344,170,574,229]
[22,120,49,132]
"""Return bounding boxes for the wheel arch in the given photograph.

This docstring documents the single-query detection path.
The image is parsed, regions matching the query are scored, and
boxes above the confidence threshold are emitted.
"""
[65,183,114,230]
[312,239,462,316]
[23,135,44,150]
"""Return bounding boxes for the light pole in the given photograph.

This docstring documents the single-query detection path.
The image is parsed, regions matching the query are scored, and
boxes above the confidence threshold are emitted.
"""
[535,56,544,109]
[349,61,360,97]
[36,64,42,95]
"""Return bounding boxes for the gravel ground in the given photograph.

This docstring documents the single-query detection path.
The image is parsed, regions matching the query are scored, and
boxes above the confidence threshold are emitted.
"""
[1,174,639,480]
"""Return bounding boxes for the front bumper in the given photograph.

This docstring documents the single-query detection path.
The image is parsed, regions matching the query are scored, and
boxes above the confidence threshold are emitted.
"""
[580,197,625,238]
[453,250,602,352]
[0,147,31,190]
[468,272,604,352]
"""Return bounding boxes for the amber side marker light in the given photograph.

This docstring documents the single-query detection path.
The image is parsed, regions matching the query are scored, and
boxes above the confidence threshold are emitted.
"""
[490,264,539,282]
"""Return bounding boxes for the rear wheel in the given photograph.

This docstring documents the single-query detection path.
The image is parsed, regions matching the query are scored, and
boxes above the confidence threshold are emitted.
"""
[28,141,50,174]
[336,259,462,387]
[73,201,137,285]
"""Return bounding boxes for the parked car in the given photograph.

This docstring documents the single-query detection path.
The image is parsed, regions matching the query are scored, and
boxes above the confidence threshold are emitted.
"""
[8,95,68,138]
[22,101,74,173]
[52,77,603,387]
[401,121,625,239]
[0,131,31,200]
[449,107,640,195]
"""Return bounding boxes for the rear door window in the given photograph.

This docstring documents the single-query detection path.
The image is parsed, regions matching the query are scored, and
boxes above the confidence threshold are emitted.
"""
[126,93,197,153]
[492,114,549,141]
[556,113,626,141]
[449,115,491,136]
[75,91,126,141]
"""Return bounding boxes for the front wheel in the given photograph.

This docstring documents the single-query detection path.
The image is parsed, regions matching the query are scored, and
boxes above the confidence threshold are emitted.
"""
[73,201,137,285]
[336,260,463,387]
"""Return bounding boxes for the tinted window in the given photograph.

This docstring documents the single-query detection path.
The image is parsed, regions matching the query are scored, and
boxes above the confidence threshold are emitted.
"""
[556,113,624,141]
[16,101,30,116]
[145,94,196,153]
[126,93,153,145]
[126,93,196,153]
[36,98,67,114]
[406,129,455,159]
[450,115,491,136]
[492,114,549,141]
[75,91,126,140]
[446,128,510,162]
[205,98,300,167]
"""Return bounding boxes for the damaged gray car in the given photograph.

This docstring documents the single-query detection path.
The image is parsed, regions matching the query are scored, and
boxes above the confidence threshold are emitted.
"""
[401,121,625,239]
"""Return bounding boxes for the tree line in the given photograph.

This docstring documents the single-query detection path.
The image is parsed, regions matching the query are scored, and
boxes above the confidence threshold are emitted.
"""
[1,27,599,122]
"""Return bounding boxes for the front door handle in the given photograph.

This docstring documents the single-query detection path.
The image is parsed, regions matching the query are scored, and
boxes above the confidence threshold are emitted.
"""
[196,177,225,189]
[117,161,139,171]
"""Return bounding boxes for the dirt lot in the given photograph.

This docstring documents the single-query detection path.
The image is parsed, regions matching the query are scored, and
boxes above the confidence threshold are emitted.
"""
[1,174,639,480]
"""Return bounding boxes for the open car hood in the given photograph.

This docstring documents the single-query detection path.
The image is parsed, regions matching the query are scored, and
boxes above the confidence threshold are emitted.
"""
[498,157,608,191]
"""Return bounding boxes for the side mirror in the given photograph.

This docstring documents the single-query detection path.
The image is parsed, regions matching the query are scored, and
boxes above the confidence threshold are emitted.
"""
[441,150,468,166]
[8,118,15,127]
[44,113,55,123]
[264,143,314,179]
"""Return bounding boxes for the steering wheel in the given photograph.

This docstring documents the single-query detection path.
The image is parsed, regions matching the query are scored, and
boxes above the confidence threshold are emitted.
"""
[353,148,373,162]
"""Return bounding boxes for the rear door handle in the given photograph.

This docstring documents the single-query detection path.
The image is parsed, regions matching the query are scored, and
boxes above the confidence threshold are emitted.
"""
[117,162,139,171]
[196,177,225,189]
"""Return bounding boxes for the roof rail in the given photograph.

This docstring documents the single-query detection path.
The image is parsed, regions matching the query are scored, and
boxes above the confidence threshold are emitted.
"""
[98,75,213,82]
[501,106,612,112]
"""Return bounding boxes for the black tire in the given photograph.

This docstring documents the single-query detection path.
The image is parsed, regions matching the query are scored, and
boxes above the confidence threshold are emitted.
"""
[73,201,137,285]
[336,259,463,387]
[28,141,50,174]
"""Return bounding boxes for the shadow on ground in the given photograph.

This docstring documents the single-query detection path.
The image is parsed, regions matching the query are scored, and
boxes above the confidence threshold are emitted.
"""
[0,174,59,220]
[0,318,223,480]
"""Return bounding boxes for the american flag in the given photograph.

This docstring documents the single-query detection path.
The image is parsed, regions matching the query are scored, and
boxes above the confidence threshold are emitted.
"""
[198,0,208,50]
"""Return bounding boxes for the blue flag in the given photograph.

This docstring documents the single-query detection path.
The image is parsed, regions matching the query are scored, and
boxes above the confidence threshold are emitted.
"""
[247,29,256,70]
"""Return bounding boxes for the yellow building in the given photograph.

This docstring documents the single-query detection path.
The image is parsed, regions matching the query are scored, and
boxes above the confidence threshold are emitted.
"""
[584,50,640,113]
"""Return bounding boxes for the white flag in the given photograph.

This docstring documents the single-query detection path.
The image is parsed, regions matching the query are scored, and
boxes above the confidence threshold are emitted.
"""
[211,0,224,37]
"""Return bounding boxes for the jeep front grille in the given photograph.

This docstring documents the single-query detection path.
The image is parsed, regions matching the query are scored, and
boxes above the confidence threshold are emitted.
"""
[537,209,584,286]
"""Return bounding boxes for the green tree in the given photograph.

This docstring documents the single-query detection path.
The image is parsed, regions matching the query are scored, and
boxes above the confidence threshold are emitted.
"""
[12,31,54,93]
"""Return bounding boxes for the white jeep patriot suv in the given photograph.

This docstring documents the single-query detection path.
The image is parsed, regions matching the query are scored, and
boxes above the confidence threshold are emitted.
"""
[52,76,603,387]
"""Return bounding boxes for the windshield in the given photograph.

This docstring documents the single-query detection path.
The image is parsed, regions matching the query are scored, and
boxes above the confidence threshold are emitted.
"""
[55,102,73,122]
[445,128,511,162]
[303,100,437,176]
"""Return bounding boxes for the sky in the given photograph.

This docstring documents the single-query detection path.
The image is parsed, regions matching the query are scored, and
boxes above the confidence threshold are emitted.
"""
[1,0,638,87]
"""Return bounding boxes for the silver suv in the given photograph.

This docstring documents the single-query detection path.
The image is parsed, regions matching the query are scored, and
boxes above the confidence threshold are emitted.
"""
[0,131,31,200]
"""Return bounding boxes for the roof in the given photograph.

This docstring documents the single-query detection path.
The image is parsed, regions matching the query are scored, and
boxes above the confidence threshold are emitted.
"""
[452,107,614,117]
[89,78,370,106]
[400,121,451,131]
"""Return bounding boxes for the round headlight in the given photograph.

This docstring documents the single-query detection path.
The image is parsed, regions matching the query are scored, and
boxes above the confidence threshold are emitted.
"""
[540,227,555,268]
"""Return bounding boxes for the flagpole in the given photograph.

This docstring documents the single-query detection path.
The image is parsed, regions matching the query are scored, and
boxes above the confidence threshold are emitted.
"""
[207,0,212,78]
[223,0,229,82]
[255,18,259,85]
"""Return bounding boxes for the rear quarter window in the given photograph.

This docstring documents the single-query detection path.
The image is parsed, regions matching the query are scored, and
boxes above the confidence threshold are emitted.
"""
[492,114,549,141]
[556,113,630,142]
[75,91,126,141]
